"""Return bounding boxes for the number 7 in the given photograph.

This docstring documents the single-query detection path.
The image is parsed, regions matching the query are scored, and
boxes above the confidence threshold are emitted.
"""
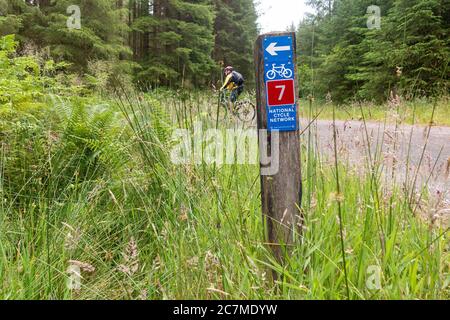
[275,85,286,101]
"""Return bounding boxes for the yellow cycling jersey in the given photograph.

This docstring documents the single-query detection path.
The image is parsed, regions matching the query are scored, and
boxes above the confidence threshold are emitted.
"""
[220,73,238,91]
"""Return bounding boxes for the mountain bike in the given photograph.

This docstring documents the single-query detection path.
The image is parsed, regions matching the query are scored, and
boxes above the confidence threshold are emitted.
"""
[215,90,256,123]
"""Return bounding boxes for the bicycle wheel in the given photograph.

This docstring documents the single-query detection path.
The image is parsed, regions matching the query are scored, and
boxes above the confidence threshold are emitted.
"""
[266,70,276,80]
[208,95,228,123]
[283,68,293,78]
[235,100,256,123]
[213,102,228,122]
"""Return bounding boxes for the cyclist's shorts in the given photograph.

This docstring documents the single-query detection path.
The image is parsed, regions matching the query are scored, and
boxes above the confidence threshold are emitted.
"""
[230,85,244,103]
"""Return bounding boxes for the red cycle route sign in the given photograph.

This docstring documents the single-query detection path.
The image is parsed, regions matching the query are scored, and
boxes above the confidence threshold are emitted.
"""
[266,79,295,107]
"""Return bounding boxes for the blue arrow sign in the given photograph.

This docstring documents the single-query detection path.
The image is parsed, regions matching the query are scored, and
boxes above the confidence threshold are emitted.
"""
[264,35,294,63]
[263,35,297,131]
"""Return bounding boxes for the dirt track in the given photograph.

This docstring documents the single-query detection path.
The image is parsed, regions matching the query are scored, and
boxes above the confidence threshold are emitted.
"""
[300,119,450,201]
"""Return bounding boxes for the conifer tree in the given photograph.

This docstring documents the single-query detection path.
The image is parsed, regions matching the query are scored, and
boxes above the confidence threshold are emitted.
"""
[213,0,258,84]
[298,0,449,101]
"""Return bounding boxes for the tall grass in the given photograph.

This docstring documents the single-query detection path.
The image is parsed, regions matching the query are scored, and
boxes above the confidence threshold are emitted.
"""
[0,89,448,300]
[304,97,450,126]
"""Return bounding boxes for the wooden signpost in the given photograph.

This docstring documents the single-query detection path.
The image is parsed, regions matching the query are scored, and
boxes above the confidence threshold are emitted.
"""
[254,32,302,263]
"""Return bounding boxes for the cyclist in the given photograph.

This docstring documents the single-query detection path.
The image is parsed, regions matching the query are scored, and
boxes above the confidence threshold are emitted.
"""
[220,66,245,106]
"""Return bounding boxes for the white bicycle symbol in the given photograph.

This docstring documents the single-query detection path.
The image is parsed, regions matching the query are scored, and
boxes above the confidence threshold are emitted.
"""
[266,64,293,80]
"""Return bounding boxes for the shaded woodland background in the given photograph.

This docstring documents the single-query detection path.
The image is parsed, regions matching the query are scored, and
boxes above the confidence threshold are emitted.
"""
[0,0,448,102]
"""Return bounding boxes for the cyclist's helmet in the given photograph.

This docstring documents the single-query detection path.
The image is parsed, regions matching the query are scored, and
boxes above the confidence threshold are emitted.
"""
[224,66,234,73]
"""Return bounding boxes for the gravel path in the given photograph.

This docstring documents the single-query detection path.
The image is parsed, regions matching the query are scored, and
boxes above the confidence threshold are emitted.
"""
[300,119,450,201]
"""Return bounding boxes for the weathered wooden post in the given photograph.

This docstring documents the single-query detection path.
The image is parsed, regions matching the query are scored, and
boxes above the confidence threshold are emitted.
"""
[254,32,302,263]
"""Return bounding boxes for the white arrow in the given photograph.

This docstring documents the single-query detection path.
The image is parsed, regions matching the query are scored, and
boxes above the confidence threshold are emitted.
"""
[265,42,291,56]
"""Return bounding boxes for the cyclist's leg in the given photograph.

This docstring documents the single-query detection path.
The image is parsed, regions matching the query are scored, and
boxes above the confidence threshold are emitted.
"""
[237,85,244,97]
[230,89,238,103]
